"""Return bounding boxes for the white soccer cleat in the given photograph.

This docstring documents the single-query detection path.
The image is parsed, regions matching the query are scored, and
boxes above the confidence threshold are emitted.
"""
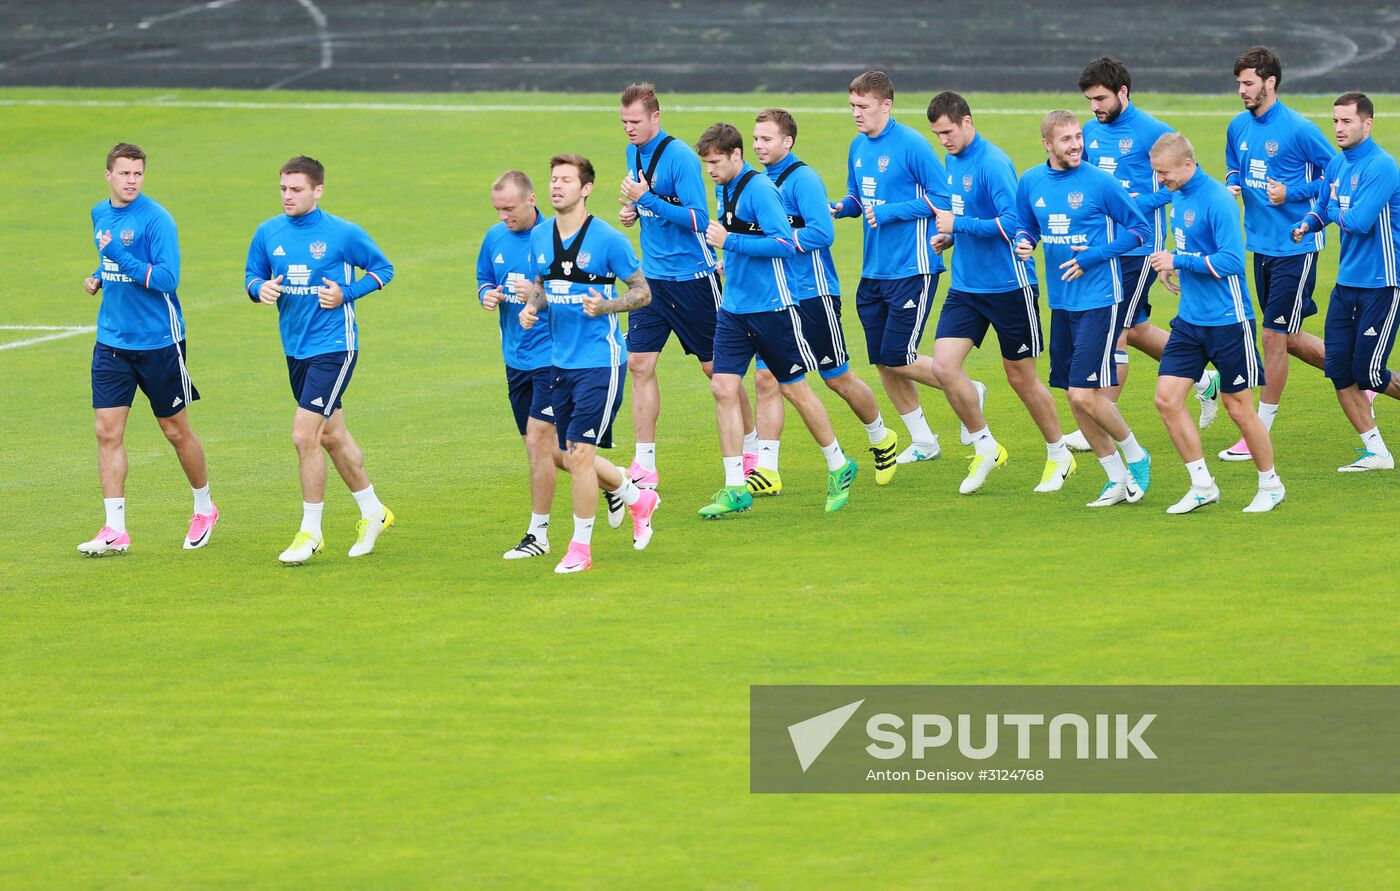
[1062,429,1092,452]
[1196,371,1221,430]
[959,380,989,445]
[503,533,549,560]
[1034,452,1076,493]
[1086,480,1130,508]
[1338,449,1395,472]
[1166,484,1221,514]
[896,437,941,464]
[958,444,1007,495]
[349,508,395,557]
[604,490,626,529]
[279,530,324,565]
[1242,482,1286,513]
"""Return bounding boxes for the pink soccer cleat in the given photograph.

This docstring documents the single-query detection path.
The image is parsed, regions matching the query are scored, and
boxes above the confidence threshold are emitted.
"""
[630,489,661,551]
[1218,437,1252,462]
[184,504,219,550]
[77,525,131,557]
[628,461,660,490]
[742,452,759,477]
[554,541,593,574]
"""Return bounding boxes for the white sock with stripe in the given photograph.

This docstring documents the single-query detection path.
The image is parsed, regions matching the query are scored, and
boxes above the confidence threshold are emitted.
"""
[1258,402,1279,432]
[862,415,888,444]
[634,443,656,472]
[820,440,845,472]
[1099,454,1128,484]
[351,485,385,520]
[724,456,744,487]
[757,440,781,472]
[1115,432,1147,464]
[743,428,759,452]
[608,475,641,506]
[572,515,594,547]
[970,428,997,459]
[899,407,936,446]
[300,502,323,538]
[1046,438,1070,459]
[104,497,126,533]
[193,484,213,515]
[1361,427,1390,457]
[528,513,550,544]
[1186,459,1212,489]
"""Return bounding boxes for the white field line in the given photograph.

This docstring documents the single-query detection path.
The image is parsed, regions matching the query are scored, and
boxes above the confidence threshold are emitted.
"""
[0,326,95,352]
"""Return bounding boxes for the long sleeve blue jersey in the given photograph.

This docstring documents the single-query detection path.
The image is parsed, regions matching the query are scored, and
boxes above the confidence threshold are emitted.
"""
[626,129,717,282]
[245,208,394,360]
[715,163,797,314]
[1083,102,1173,255]
[942,133,1037,294]
[1167,168,1254,326]
[834,118,949,280]
[526,215,640,369]
[1225,101,1334,257]
[476,212,553,371]
[764,152,840,300]
[1297,136,1400,289]
[1014,162,1150,311]
[90,194,184,350]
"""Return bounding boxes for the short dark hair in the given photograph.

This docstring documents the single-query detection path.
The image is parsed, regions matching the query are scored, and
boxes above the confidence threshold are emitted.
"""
[106,143,145,171]
[695,123,744,158]
[1078,55,1131,96]
[755,107,797,143]
[280,155,325,187]
[620,83,660,115]
[927,90,972,124]
[849,70,894,102]
[1335,91,1375,120]
[1234,46,1283,89]
[549,153,596,186]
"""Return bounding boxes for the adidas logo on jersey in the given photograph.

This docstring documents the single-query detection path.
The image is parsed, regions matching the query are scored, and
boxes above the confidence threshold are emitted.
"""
[1364,326,1379,336]
[494,253,505,264]
[1087,372,1098,382]
[311,396,325,407]
[1274,316,1287,325]
[855,158,863,168]
[1035,197,1046,208]
[171,396,182,408]
[1089,140,1099,148]
[540,405,554,416]
[582,428,596,438]
[273,246,286,256]
[1233,374,1247,385]
[820,355,833,365]
[1017,343,1030,353]
[789,364,802,373]
[903,299,916,309]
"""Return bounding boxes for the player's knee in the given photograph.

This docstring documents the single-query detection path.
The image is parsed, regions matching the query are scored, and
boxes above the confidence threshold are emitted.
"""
[1223,395,1255,424]
[291,426,320,452]
[319,427,344,450]
[711,375,739,402]
[94,418,123,446]
[159,420,187,446]
[1152,387,1177,415]
[930,354,961,384]
[1066,388,1097,413]
[627,353,654,377]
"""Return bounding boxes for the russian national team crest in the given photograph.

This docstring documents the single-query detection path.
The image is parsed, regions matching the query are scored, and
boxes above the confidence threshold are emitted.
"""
[561,260,574,276]
[577,251,591,270]
[1351,174,1360,190]
[119,228,135,246]
[1068,191,1084,210]
[1265,140,1279,158]
[309,241,327,260]
[1118,138,1133,155]
[962,174,973,192]
[1184,210,1196,227]
[877,155,890,173]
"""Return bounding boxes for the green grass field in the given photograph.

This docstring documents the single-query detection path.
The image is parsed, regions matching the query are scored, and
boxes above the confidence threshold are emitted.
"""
[3,86,1399,888]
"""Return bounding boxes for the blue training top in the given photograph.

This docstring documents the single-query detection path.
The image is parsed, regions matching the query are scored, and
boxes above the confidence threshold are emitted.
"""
[476,211,553,371]
[1298,136,1400,290]
[764,152,841,300]
[527,214,640,369]
[943,133,1037,294]
[1083,101,1174,256]
[90,193,184,351]
[626,129,718,282]
[1225,100,1334,257]
[715,162,798,315]
[1168,167,1254,327]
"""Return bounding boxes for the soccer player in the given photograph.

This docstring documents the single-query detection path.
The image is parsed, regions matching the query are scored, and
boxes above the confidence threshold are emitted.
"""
[618,83,755,488]
[1219,46,1334,461]
[1291,93,1400,471]
[744,107,900,497]
[245,156,397,564]
[477,170,562,559]
[1146,133,1284,513]
[832,71,979,465]
[1067,56,1218,444]
[695,123,859,517]
[925,91,1075,495]
[1015,111,1154,508]
[79,142,217,555]
[518,153,660,573]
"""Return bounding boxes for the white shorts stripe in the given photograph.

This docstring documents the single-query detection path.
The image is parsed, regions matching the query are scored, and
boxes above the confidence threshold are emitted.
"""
[905,275,933,366]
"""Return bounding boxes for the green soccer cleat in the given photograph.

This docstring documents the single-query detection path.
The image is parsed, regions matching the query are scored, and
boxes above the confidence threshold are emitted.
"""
[869,431,899,485]
[698,486,753,519]
[825,455,859,513]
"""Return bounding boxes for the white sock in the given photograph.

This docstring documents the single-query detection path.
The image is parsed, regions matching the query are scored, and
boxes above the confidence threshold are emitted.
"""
[104,497,126,533]
[900,407,935,445]
[724,455,744,487]
[634,442,656,472]
[863,414,889,444]
[757,439,781,472]
[1258,402,1279,432]
[192,484,213,515]
[1116,431,1146,464]
[529,513,550,543]
[743,428,759,451]
[1186,459,1212,488]
[351,484,385,520]
[1258,467,1279,485]
[301,502,323,537]
[1361,427,1389,456]
[608,473,641,506]
[572,514,594,546]
[1194,371,1214,392]
[1099,453,1128,484]
[1046,438,1069,459]
[820,439,845,472]
[970,427,997,458]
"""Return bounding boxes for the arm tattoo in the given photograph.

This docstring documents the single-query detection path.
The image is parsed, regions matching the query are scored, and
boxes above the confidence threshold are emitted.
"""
[597,270,652,314]
[525,276,547,311]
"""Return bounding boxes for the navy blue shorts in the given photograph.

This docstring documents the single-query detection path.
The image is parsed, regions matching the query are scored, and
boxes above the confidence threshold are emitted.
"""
[713,306,813,384]
[1117,255,1158,330]
[505,364,555,435]
[757,295,850,379]
[1324,285,1399,392]
[92,340,199,418]
[936,286,1044,360]
[625,273,722,361]
[1253,253,1319,333]
[553,364,627,450]
[287,351,356,417]
[855,273,938,367]
[1159,317,1263,393]
[1048,306,1119,390]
